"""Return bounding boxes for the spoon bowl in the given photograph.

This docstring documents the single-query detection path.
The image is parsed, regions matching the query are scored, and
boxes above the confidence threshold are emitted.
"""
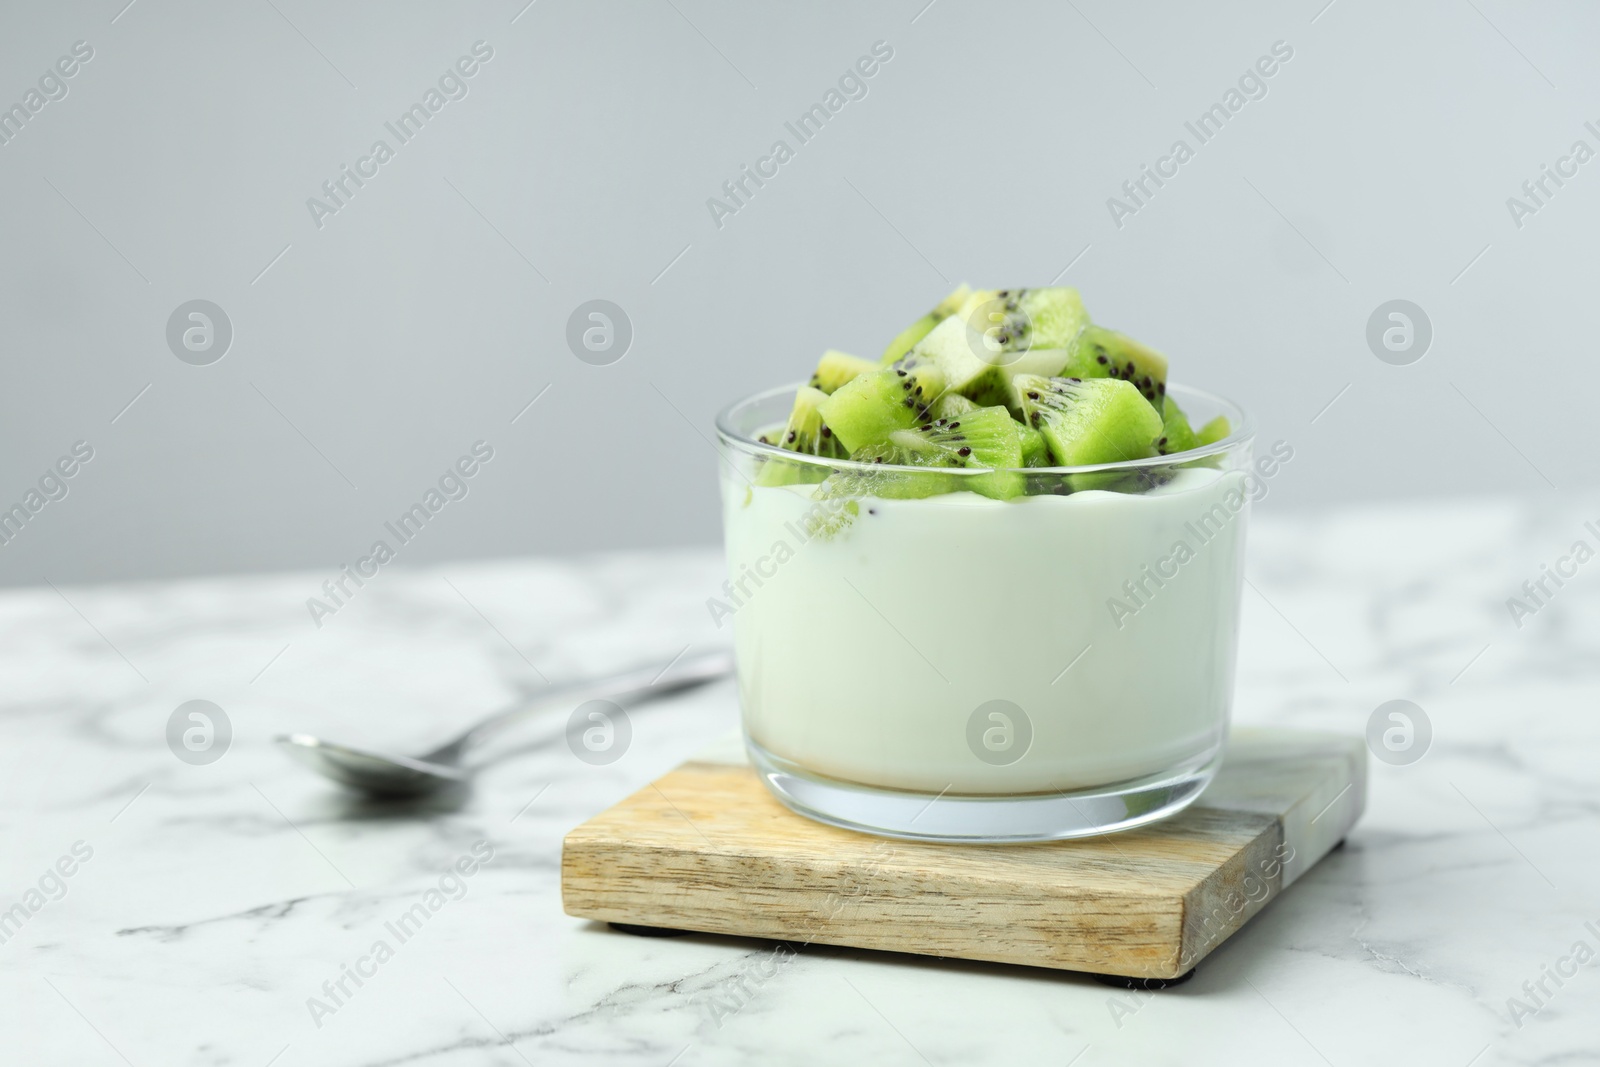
[278,733,469,797]
[276,649,734,798]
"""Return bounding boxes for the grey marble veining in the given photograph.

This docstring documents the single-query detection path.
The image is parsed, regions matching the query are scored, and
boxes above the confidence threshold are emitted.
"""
[4,500,1599,1067]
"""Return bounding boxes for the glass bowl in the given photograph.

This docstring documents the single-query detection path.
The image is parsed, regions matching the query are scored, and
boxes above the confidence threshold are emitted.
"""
[713,381,1257,842]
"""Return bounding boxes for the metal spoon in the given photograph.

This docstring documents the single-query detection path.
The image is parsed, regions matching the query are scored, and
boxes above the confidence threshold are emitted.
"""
[276,649,734,797]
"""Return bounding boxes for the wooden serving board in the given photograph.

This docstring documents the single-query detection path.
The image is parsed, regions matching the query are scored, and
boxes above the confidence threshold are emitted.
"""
[561,728,1365,980]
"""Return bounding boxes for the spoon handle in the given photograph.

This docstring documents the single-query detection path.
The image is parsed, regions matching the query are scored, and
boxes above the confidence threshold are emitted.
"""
[422,648,735,761]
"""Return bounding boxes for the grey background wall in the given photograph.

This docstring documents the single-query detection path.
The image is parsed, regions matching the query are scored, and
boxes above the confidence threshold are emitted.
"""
[1,0,1594,587]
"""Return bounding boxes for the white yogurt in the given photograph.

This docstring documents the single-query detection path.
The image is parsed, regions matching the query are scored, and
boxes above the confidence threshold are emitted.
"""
[719,468,1251,794]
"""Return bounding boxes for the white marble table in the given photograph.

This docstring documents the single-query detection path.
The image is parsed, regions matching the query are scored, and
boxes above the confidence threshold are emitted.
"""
[4,497,1598,1066]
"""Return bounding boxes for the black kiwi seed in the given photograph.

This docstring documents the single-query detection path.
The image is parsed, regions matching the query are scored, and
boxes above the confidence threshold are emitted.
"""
[896,368,907,377]
[902,399,914,409]
[758,435,770,444]
[949,421,960,429]
[868,508,877,515]
[1027,390,1039,400]
[1158,436,1167,446]
[1157,382,1167,395]
[1096,354,1108,365]
[914,386,923,395]
[786,431,797,443]
[821,426,832,437]
[957,446,972,457]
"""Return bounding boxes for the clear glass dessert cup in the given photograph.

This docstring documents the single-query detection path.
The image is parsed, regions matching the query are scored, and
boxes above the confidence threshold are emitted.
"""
[714,382,1256,843]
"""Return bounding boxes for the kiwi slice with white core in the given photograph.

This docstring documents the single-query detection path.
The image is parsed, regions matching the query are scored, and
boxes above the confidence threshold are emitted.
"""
[880,284,972,365]
[932,392,979,420]
[890,405,1025,499]
[911,288,1087,406]
[756,386,846,486]
[817,355,945,453]
[1157,395,1200,455]
[808,350,877,394]
[966,288,1090,353]
[892,405,1021,468]
[1011,375,1162,468]
[1060,326,1169,407]
[815,405,1023,517]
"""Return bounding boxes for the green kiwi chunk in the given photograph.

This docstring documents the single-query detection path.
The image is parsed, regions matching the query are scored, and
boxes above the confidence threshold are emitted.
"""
[1017,420,1051,467]
[889,405,1024,499]
[932,392,979,420]
[1196,415,1232,446]
[812,406,1023,526]
[965,348,1073,411]
[808,349,878,394]
[910,288,1087,405]
[1011,375,1162,487]
[880,284,972,365]
[841,444,956,500]
[1157,396,1200,455]
[816,355,945,453]
[756,386,844,486]
[1059,326,1169,407]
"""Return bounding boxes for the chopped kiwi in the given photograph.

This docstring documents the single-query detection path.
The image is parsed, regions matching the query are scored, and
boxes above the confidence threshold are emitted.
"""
[880,284,972,365]
[817,355,945,453]
[813,406,1023,521]
[932,392,979,420]
[761,287,1218,503]
[961,288,1090,353]
[1059,326,1169,407]
[889,405,1024,499]
[965,347,1073,410]
[1157,396,1200,455]
[809,446,953,532]
[1196,415,1231,446]
[910,288,1087,406]
[1011,375,1162,489]
[838,443,956,500]
[808,350,878,394]
[1017,421,1051,467]
[755,386,844,486]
